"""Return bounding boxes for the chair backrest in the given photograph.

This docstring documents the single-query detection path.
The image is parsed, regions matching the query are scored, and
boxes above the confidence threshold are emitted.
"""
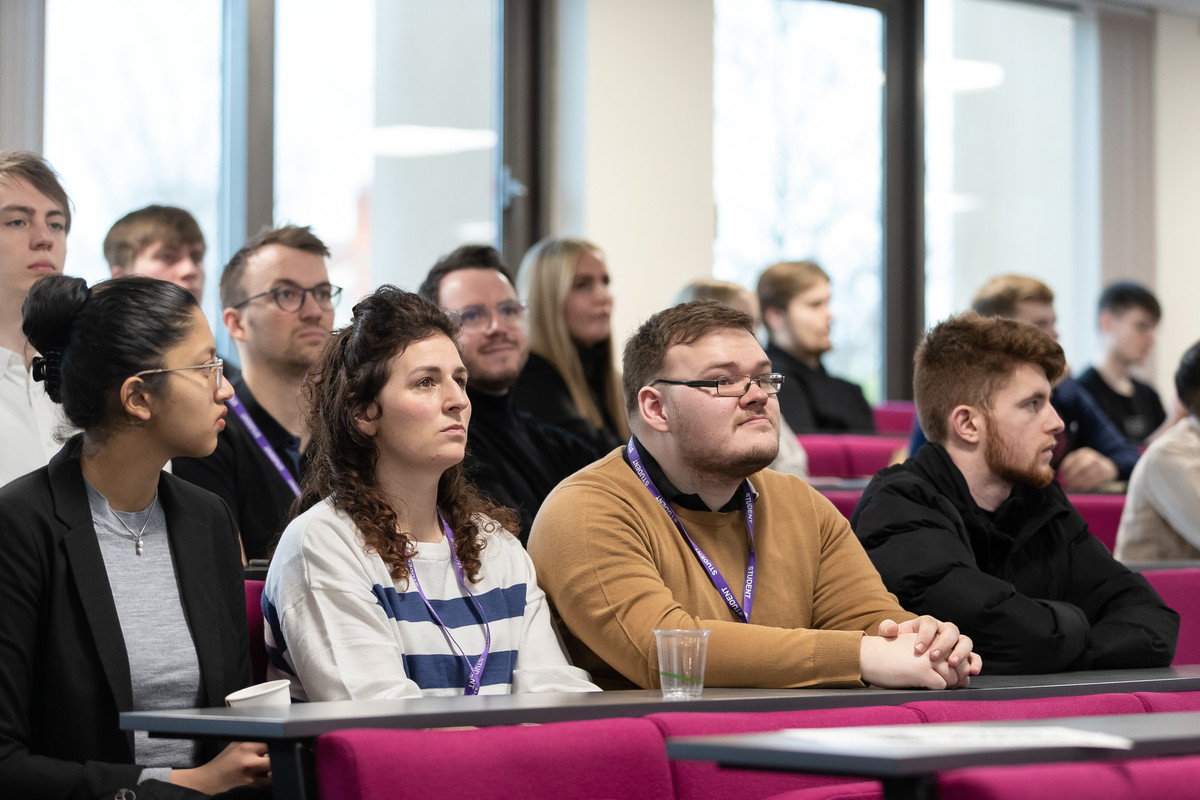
[315,719,675,800]
[840,435,907,478]
[873,401,916,435]
[244,579,267,683]
[1142,568,1200,665]
[903,692,1147,723]
[818,489,863,522]
[1067,493,1125,552]
[797,434,851,478]
[647,706,922,800]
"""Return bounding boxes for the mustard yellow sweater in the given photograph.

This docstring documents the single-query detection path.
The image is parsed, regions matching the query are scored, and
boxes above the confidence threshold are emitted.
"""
[528,449,915,689]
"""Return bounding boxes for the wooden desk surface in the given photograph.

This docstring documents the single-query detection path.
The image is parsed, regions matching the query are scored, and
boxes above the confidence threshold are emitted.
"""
[120,665,1200,741]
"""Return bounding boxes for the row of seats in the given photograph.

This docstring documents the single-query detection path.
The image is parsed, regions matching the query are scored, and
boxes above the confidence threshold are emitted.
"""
[798,434,908,479]
[314,690,1200,800]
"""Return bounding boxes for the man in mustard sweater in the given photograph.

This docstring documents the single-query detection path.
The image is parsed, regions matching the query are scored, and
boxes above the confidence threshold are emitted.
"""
[528,300,981,690]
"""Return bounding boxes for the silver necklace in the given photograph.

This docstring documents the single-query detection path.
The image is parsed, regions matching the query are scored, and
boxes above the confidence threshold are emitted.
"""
[111,495,157,556]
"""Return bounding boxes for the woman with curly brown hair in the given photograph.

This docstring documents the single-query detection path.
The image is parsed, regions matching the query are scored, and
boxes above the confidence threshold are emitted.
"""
[262,286,597,699]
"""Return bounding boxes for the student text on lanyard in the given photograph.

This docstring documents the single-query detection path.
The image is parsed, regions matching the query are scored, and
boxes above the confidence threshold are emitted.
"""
[626,437,756,623]
[406,511,493,695]
[227,394,301,498]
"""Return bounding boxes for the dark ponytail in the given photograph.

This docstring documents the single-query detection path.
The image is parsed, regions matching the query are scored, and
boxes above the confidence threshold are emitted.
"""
[23,275,199,433]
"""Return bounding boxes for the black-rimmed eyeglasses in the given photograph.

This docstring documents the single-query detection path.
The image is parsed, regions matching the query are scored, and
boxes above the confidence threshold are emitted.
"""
[647,373,785,397]
[233,283,343,313]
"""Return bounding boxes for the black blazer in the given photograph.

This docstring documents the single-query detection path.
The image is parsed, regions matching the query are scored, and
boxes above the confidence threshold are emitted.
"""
[0,440,251,800]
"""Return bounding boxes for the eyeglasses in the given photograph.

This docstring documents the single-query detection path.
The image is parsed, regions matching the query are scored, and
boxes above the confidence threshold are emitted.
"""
[647,373,785,397]
[134,358,225,393]
[233,283,343,312]
[454,300,527,331]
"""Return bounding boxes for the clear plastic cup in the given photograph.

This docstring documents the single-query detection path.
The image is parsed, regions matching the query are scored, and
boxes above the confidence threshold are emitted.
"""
[653,629,711,700]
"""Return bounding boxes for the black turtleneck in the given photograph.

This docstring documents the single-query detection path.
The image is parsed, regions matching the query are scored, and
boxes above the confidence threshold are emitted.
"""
[512,347,624,452]
[465,385,602,545]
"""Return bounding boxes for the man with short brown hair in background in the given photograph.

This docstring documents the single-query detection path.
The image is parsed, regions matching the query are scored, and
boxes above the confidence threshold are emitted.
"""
[104,205,206,301]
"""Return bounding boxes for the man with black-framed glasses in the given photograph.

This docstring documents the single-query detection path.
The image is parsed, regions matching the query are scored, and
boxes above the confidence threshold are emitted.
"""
[529,299,980,691]
[175,225,337,561]
[419,244,602,545]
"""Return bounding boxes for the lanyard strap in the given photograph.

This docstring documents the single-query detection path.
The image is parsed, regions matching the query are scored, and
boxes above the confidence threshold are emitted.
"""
[226,394,301,498]
[407,512,492,695]
[626,437,756,623]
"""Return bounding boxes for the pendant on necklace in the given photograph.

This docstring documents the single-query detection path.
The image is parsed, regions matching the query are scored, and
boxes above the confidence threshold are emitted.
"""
[136,540,144,556]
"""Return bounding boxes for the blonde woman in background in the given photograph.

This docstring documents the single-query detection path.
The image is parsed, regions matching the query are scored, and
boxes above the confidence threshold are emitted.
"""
[514,238,629,452]
[673,279,808,479]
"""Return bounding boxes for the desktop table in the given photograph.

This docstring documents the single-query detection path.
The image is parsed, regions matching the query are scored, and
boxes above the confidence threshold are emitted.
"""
[120,666,1200,800]
[667,710,1200,800]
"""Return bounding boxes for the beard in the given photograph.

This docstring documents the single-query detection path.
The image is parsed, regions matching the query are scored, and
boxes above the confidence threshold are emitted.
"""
[983,418,1055,490]
[675,412,780,483]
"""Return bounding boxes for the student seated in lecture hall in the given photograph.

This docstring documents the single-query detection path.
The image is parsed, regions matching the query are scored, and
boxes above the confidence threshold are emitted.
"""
[263,287,599,700]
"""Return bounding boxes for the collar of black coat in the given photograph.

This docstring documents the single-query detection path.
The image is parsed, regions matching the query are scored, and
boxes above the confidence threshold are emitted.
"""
[915,441,1072,545]
[621,434,747,513]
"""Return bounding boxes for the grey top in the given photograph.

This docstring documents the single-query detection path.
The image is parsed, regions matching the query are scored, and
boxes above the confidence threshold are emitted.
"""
[86,480,201,783]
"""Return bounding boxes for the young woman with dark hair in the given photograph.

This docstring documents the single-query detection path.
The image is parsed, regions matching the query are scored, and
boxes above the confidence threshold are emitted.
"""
[263,286,597,699]
[0,274,270,799]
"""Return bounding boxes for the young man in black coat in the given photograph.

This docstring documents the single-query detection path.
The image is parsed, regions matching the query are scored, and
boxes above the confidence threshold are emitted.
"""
[852,312,1178,674]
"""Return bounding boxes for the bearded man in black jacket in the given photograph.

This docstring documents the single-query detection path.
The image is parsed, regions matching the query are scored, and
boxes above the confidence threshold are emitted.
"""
[852,312,1177,674]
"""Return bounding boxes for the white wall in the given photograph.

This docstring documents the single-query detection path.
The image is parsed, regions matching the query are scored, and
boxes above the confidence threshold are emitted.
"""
[1153,12,1200,405]
[550,0,715,348]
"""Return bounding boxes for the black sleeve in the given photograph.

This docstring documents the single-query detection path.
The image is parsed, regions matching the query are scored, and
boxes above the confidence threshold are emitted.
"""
[1064,520,1179,670]
[853,476,1091,674]
[0,496,143,799]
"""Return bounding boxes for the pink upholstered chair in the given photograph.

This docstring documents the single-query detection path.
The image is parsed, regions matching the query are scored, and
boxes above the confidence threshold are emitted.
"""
[840,435,907,478]
[778,757,1200,800]
[244,579,267,683]
[797,435,851,478]
[1067,493,1125,552]
[818,489,862,523]
[872,401,916,435]
[315,719,675,800]
[648,706,923,800]
[1141,568,1200,665]
[1133,690,1200,712]
[903,692,1147,723]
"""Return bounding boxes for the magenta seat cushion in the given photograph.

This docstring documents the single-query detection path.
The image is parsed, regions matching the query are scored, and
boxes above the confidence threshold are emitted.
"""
[1142,568,1200,665]
[873,401,916,435]
[315,718,675,800]
[904,693,1147,723]
[649,706,922,800]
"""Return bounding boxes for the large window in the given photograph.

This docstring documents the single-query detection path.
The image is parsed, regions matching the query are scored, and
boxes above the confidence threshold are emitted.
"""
[275,0,501,324]
[925,0,1086,359]
[42,0,223,305]
[714,0,885,401]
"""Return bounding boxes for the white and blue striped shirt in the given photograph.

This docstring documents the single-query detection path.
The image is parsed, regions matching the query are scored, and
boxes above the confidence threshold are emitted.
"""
[263,499,597,700]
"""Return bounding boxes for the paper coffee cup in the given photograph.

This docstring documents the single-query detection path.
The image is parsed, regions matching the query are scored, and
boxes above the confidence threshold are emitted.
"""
[225,679,292,708]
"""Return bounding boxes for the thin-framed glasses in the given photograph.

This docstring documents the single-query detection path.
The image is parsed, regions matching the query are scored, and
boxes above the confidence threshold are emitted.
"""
[454,300,527,331]
[647,373,785,397]
[233,283,343,312]
[134,358,224,392]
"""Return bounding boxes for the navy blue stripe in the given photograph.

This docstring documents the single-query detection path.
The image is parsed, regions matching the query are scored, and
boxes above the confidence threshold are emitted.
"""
[372,583,526,628]
[263,592,288,656]
[404,649,518,690]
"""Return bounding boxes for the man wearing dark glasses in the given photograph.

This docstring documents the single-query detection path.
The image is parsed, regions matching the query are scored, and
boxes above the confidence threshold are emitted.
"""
[175,225,338,561]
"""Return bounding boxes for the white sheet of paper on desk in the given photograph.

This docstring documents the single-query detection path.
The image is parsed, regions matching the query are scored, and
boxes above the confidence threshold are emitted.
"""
[781,725,1134,751]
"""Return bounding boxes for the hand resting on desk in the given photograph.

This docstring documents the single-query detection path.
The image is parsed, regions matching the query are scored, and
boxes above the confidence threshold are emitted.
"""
[863,617,982,689]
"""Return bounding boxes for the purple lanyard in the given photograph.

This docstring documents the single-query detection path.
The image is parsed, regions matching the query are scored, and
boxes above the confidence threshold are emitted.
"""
[406,512,492,695]
[626,438,756,623]
[226,394,301,498]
